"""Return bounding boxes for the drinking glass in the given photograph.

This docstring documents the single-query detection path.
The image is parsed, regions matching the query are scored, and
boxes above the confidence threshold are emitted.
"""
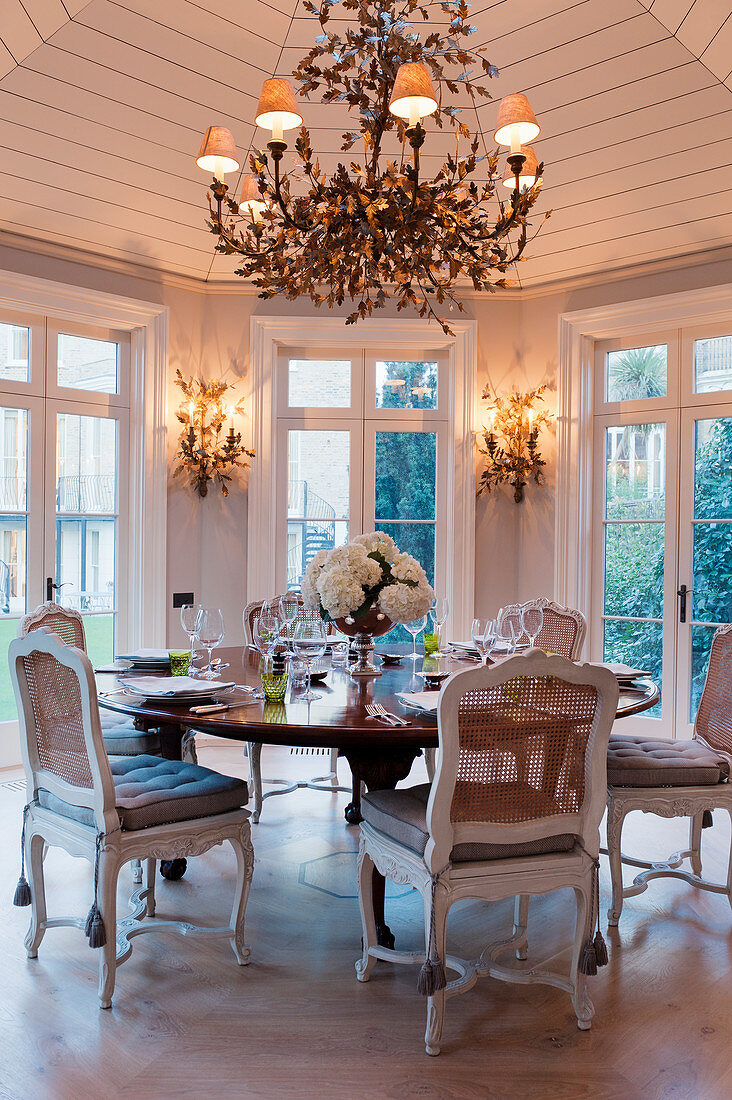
[522,604,544,647]
[195,608,225,679]
[429,597,449,653]
[330,643,348,668]
[497,610,517,655]
[292,620,328,702]
[405,615,427,665]
[253,613,280,658]
[181,603,202,660]
[277,593,300,644]
[471,617,495,665]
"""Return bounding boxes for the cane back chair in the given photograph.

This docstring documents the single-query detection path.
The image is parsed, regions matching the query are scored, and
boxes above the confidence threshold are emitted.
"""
[606,623,732,926]
[356,650,618,1054]
[509,598,587,659]
[243,593,348,822]
[10,630,253,1008]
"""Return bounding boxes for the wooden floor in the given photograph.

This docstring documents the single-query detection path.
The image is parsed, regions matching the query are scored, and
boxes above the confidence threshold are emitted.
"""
[1,741,730,1100]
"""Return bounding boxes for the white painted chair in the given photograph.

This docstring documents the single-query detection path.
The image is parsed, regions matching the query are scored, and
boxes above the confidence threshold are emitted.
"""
[243,593,348,822]
[606,623,732,926]
[508,597,587,659]
[355,649,618,1055]
[10,630,254,1009]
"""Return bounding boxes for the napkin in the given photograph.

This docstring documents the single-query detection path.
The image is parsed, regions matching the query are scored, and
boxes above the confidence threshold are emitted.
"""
[396,691,440,713]
[124,676,235,696]
[116,648,170,661]
[590,662,650,679]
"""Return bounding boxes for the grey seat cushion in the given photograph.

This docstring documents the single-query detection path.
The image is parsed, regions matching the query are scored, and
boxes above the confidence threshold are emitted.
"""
[607,734,730,788]
[361,784,576,862]
[100,710,161,756]
[38,755,248,831]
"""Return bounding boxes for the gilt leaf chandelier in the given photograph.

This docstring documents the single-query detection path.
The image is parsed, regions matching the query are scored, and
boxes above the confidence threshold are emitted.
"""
[196,0,549,333]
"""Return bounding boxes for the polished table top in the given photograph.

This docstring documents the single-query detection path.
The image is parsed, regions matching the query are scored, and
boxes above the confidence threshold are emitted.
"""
[97,646,660,748]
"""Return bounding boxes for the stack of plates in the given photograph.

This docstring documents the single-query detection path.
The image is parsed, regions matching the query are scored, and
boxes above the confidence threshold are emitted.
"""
[116,648,171,670]
[122,676,235,703]
[595,662,651,683]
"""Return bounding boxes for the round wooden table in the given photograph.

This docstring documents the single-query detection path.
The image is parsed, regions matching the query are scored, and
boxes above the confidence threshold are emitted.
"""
[98,646,659,946]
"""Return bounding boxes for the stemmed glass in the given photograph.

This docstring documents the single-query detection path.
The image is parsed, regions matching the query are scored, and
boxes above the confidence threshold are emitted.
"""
[253,613,280,668]
[522,603,544,647]
[405,615,427,665]
[472,617,496,665]
[429,597,449,653]
[497,610,518,655]
[292,620,327,702]
[277,594,300,646]
[181,603,202,662]
[195,608,225,680]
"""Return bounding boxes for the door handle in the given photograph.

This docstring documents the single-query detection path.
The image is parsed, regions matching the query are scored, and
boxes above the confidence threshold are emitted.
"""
[677,583,688,623]
[46,578,69,602]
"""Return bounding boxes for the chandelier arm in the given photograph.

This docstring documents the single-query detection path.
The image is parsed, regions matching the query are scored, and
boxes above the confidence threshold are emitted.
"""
[270,156,312,234]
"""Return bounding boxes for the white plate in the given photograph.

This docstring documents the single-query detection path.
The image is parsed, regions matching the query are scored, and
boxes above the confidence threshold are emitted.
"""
[593,662,651,680]
[123,676,235,701]
[396,691,439,716]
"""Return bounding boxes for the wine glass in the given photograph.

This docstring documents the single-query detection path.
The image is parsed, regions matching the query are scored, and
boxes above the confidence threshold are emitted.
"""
[277,594,300,645]
[181,603,202,661]
[405,615,427,665]
[497,610,517,655]
[471,617,495,665]
[522,603,544,647]
[429,597,449,652]
[253,613,280,666]
[195,608,225,679]
[292,619,327,702]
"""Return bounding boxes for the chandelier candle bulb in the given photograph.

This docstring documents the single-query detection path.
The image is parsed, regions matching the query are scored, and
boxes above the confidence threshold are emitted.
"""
[493,94,541,149]
[503,145,539,192]
[255,78,303,143]
[196,126,240,180]
[389,62,438,123]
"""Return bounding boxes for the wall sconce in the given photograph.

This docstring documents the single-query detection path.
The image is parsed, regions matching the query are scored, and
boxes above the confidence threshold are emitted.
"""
[477,385,550,503]
[173,369,255,498]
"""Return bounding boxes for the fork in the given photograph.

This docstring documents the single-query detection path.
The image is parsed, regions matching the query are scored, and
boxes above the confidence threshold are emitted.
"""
[366,703,400,726]
[369,702,409,726]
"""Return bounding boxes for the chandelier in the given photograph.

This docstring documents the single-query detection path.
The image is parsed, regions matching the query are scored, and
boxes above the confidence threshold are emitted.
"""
[195,0,548,333]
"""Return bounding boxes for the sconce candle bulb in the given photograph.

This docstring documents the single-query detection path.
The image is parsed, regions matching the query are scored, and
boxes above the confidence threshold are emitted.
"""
[478,385,550,503]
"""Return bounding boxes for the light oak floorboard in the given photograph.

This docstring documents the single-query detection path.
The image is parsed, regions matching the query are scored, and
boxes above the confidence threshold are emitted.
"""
[0,742,730,1100]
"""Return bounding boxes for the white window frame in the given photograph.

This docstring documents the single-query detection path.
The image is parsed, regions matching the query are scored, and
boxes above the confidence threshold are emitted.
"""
[248,316,477,639]
[0,271,168,649]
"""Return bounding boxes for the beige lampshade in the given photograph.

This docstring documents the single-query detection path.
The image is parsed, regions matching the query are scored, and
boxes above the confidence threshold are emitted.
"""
[196,126,240,177]
[502,145,539,190]
[255,78,303,138]
[389,62,438,123]
[493,94,540,150]
[239,174,266,216]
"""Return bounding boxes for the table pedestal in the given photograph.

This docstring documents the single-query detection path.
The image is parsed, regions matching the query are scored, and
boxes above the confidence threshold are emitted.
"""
[341,745,421,950]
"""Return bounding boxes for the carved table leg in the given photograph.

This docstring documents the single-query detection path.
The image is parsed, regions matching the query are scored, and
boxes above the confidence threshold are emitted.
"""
[157,723,187,881]
[344,765,363,825]
[342,746,420,949]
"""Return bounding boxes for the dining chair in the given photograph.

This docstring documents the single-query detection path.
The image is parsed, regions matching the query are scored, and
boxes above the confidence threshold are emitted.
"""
[355,649,618,1055]
[18,602,166,759]
[243,592,348,822]
[605,624,732,927]
[10,629,253,1009]
[509,597,587,659]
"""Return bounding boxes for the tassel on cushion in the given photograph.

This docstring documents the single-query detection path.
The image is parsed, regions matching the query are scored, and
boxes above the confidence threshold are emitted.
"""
[417,955,447,997]
[13,803,32,907]
[579,853,608,976]
[580,939,597,976]
[702,810,713,828]
[85,903,106,949]
[593,928,608,968]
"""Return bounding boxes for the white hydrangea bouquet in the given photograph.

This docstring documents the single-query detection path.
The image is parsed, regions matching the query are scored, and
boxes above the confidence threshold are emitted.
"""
[301,530,434,627]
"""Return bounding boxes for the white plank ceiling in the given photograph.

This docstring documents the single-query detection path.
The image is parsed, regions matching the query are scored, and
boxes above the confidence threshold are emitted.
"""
[0,0,730,287]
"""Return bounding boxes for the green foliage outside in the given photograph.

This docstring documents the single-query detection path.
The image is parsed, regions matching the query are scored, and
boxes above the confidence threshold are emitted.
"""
[375,362,437,643]
[603,346,732,720]
[0,614,114,722]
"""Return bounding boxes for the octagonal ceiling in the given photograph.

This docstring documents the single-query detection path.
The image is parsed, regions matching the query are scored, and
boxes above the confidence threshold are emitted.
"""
[0,0,731,289]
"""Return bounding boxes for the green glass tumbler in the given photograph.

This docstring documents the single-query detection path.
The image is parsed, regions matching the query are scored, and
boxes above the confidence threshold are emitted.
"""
[169,650,191,676]
[261,671,288,703]
[423,632,441,656]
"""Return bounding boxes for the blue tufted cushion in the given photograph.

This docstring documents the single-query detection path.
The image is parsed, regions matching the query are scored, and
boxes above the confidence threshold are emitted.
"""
[100,710,161,756]
[38,755,248,830]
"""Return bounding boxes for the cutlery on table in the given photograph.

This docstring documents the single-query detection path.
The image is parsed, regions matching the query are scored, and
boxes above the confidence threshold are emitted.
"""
[365,703,410,726]
[189,701,259,715]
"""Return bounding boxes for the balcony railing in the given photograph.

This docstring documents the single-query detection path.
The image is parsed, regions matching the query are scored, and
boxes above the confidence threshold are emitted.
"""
[57,474,115,513]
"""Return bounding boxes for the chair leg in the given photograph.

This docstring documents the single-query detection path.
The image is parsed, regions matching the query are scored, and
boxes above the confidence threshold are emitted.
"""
[689,812,703,877]
[24,830,47,959]
[424,747,436,783]
[97,851,119,1009]
[144,858,156,917]
[513,894,529,961]
[228,822,254,965]
[131,858,143,885]
[424,883,449,1056]
[355,841,378,983]
[181,730,198,764]
[606,798,628,927]
[329,747,339,787]
[571,880,595,1031]
[248,742,263,824]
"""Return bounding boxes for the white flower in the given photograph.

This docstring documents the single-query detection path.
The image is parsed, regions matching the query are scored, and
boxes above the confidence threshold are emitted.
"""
[378,578,434,624]
[301,548,332,609]
[391,551,428,586]
[317,566,367,619]
[352,531,397,561]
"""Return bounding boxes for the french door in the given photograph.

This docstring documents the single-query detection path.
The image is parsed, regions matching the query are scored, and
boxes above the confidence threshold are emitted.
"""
[274,345,450,632]
[592,328,732,737]
[0,312,129,761]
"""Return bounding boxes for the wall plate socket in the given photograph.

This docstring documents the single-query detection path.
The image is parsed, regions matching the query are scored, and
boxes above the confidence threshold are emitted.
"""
[172,592,195,608]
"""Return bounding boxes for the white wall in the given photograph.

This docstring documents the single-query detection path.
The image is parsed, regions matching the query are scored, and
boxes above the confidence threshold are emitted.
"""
[3,237,732,642]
